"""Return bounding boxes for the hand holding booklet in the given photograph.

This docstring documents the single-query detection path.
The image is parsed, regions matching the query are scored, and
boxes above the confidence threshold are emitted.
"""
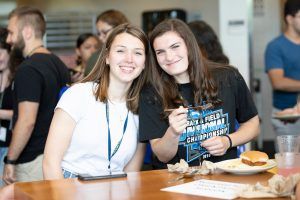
[161,179,246,199]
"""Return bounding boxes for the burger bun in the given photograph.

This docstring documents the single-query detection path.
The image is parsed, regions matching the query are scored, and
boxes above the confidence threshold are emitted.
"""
[240,151,269,166]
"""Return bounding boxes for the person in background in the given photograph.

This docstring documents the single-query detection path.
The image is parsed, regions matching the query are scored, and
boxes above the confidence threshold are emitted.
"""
[188,20,229,64]
[85,9,129,76]
[139,19,259,169]
[264,0,300,147]
[43,23,148,179]
[3,6,70,184]
[0,28,13,187]
[70,33,100,83]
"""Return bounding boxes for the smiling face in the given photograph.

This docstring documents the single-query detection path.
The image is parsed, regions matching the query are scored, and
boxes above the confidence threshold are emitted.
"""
[153,31,190,83]
[76,36,100,66]
[106,32,145,85]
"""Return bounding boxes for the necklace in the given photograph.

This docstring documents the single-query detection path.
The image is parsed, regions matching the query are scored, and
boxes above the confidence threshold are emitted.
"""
[108,100,126,123]
[26,45,44,58]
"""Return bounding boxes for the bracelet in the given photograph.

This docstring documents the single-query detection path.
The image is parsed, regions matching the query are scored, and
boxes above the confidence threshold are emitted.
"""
[223,135,232,149]
[3,156,17,165]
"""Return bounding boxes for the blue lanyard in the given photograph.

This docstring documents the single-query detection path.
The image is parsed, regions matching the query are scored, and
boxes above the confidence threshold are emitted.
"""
[105,102,129,170]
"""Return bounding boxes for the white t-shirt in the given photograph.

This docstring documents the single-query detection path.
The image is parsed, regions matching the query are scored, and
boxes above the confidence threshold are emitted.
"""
[56,82,139,175]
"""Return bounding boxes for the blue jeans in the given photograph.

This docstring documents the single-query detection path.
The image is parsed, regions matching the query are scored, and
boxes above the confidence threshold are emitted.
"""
[62,168,78,179]
[0,147,8,187]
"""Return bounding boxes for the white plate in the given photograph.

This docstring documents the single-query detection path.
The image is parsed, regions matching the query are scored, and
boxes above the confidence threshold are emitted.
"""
[216,158,277,175]
[273,114,300,120]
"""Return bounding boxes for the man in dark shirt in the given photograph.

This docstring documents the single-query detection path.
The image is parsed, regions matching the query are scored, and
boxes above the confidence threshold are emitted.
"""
[3,6,70,184]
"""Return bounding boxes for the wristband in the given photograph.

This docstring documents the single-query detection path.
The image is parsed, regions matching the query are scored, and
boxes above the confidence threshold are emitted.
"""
[223,135,232,149]
[3,156,17,165]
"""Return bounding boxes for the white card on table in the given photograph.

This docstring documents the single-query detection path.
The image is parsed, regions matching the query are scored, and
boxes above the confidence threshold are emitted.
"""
[161,179,247,199]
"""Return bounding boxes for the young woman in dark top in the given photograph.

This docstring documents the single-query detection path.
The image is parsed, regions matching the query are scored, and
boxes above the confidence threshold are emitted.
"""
[139,19,260,169]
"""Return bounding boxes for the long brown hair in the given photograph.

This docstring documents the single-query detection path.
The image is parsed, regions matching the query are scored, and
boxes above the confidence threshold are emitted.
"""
[81,23,150,114]
[148,19,219,110]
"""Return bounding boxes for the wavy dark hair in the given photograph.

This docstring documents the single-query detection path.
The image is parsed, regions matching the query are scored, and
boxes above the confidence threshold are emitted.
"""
[284,0,300,22]
[81,23,151,114]
[148,19,220,111]
[188,20,229,64]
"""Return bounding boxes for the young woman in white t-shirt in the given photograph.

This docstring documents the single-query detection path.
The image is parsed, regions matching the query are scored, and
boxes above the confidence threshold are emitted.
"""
[43,23,150,179]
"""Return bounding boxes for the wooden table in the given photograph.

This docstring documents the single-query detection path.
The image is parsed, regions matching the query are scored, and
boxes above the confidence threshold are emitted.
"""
[14,170,289,200]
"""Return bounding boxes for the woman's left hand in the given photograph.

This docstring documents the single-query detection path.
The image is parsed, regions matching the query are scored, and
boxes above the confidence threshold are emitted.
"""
[201,136,230,156]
